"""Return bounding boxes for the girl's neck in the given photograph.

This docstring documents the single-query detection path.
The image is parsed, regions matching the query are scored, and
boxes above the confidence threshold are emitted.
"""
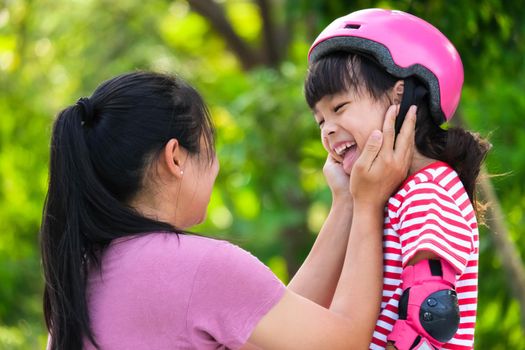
[409,150,437,176]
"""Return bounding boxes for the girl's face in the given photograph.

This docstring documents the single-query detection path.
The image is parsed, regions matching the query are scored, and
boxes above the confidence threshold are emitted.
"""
[313,88,388,175]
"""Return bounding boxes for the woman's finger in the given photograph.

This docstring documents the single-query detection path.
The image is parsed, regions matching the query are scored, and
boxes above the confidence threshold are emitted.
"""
[354,130,383,173]
[381,104,398,153]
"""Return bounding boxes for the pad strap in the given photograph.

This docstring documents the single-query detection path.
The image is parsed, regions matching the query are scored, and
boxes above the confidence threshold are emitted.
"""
[402,259,456,289]
[389,320,437,350]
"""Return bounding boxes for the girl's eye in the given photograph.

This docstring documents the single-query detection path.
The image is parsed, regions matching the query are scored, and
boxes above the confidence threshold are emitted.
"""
[334,102,349,113]
[317,120,325,128]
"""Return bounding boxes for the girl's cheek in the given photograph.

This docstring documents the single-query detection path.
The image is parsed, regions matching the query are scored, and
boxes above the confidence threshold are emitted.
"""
[321,135,330,153]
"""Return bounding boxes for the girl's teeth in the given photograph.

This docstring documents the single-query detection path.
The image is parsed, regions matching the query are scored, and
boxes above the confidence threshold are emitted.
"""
[335,142,354,156]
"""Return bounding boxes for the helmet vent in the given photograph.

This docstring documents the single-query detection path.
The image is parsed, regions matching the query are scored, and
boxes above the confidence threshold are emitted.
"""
[344,24,361,29]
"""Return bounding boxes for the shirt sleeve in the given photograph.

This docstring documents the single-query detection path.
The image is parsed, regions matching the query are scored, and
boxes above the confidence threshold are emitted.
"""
[396,181,474,274]
[186,240,286,349]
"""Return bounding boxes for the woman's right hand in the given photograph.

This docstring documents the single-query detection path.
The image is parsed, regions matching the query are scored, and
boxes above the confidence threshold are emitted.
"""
[350,104,417,208]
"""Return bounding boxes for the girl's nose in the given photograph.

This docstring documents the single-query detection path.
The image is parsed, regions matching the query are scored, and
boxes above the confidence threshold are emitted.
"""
[322,120,337,137]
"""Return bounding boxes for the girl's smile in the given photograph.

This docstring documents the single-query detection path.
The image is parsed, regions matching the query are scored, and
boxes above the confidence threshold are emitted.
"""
[314,90,388,174]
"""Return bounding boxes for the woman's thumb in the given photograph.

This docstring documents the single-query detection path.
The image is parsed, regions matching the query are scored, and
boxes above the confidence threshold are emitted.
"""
[355,130,383,171]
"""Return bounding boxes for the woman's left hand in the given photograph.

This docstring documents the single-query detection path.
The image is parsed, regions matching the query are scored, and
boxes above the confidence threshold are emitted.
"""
[350,104,417,207]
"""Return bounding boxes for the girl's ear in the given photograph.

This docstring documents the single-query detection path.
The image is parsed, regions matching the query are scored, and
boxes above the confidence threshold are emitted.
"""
[391,80,405,104]
[162,138,185,179]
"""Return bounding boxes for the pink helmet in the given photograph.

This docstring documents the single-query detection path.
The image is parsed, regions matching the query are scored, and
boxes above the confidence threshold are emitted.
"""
[308,8,463,123]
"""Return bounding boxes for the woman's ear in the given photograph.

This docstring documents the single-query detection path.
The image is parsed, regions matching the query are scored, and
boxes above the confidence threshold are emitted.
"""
[162,138,185,179]
[391,80,405,104]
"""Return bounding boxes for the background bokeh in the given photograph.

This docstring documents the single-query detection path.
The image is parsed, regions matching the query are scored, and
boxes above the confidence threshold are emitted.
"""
[1,0,524,348]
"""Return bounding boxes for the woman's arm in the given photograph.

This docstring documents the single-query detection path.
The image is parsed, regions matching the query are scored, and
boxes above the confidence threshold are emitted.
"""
[245,105,417,349]
[246,139,386,350]
[287,179,353,307]
[286,104,405,309]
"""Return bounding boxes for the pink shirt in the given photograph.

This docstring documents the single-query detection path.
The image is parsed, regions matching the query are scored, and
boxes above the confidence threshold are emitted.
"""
[83,233,285,349]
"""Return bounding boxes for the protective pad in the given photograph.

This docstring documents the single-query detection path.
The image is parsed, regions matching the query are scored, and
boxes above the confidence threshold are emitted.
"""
[419,289,459,342]
[387,259,460,349]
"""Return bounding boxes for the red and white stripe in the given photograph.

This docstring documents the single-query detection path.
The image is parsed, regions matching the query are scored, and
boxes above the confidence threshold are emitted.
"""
[370,162,478,350]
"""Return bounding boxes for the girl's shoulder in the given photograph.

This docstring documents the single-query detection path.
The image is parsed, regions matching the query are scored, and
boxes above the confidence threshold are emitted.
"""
[389,161,467,212]
[398,161,456,192]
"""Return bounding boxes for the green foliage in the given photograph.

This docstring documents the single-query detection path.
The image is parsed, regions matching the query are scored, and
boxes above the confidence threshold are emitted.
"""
[0,0,524,348]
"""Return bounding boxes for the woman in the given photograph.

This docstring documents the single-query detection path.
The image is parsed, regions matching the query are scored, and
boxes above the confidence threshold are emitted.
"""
[41,71,415,349]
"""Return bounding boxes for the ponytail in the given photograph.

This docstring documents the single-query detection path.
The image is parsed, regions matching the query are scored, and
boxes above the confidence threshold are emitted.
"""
[40,72,214,349]
[440,127,490,201]
[42,104,105,349]
[414,102,491,204]
[398,78,491,206]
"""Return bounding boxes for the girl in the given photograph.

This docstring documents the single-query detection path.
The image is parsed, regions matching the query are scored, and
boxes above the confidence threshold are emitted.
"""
[305,8,490,350]
[41,71,416,349]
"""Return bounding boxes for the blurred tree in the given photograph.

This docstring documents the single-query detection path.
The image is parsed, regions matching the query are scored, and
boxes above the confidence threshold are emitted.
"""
[0,0,524,349]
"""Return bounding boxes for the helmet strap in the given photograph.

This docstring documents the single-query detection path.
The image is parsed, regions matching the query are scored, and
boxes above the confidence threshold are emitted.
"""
[395,77,429,135]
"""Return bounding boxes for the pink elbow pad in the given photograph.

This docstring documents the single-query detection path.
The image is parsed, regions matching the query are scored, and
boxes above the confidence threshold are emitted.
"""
[387,259,460,350]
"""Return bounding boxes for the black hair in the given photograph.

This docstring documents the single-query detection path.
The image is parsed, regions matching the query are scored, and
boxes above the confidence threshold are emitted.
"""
[40,71,215,349]
[304,52,490,204]
[305,51,398,109]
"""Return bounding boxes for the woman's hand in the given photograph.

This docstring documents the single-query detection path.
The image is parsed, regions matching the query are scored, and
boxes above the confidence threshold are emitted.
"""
[350,104,417,208]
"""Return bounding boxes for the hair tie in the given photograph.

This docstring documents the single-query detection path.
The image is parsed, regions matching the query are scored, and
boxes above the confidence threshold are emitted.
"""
[76,97,95,127]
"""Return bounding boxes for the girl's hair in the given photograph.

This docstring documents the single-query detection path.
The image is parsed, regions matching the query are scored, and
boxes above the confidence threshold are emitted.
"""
[304,52,491,204]
[40,71,215,349]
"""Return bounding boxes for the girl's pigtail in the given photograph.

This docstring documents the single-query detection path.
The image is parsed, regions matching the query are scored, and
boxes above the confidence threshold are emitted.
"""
[441,127,491,203]
[415,102,491,204]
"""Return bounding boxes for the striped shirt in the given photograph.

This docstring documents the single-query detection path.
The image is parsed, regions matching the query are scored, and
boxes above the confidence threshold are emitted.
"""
[370,161,478,350]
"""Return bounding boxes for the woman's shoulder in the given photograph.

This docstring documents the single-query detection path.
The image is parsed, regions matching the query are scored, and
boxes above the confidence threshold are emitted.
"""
[107,232,261,266]
[105,232,282,297]
[108,232,226,257]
